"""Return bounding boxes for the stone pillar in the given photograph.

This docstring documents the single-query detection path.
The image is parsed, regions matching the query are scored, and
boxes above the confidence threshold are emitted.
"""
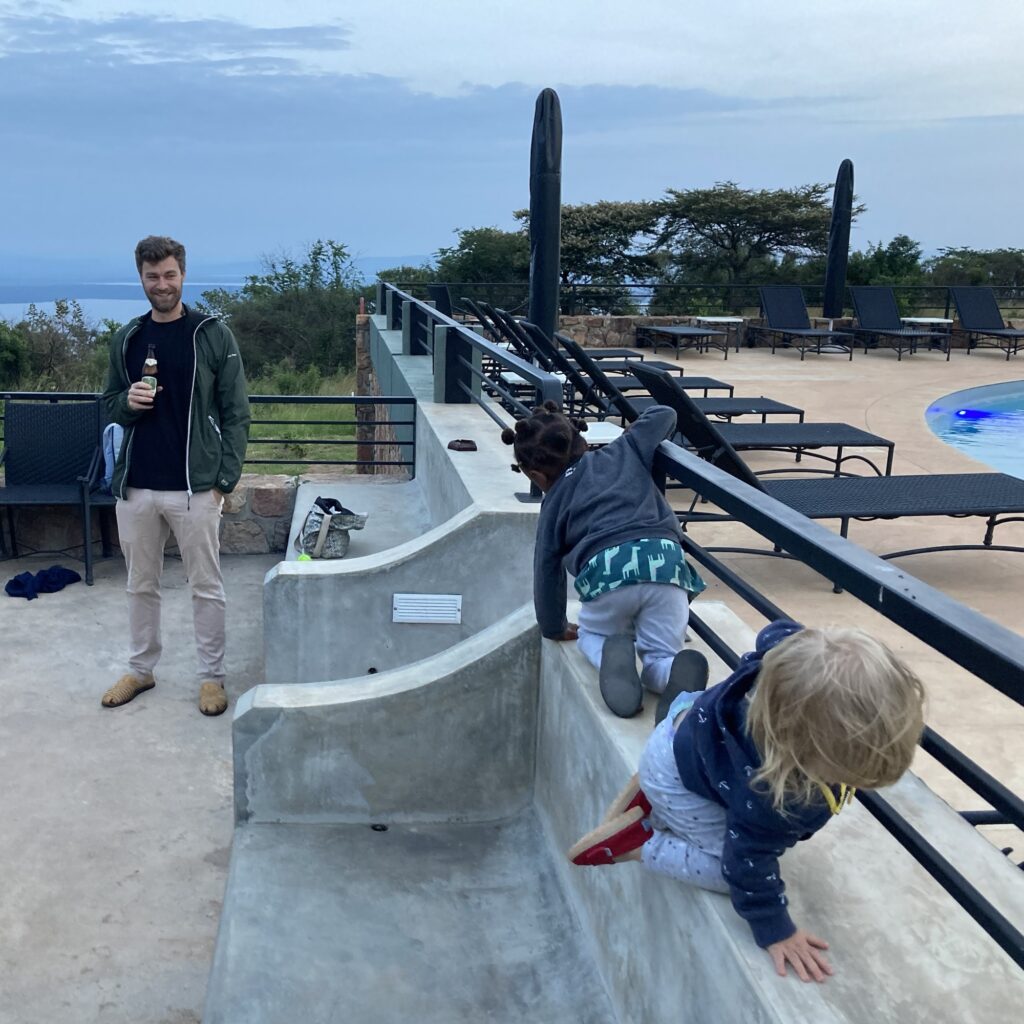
[354,313,375,473]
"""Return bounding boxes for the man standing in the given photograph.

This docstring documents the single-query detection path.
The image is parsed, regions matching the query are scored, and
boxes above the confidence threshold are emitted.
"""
[101,236,250,715]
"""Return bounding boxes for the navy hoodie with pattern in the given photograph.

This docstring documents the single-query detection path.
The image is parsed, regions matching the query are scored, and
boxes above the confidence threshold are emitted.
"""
[672,619,839,948]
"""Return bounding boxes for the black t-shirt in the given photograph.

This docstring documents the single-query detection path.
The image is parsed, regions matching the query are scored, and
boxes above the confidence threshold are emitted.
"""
[125,314,195,490]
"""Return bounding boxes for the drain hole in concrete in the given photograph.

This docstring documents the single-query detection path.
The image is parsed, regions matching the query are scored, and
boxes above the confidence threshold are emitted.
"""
[367,667,378,674]
[371,823,389,832]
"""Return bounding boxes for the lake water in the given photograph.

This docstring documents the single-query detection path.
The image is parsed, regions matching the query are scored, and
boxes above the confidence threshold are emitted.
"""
[0,282,242,326]
[926,380,1024,481]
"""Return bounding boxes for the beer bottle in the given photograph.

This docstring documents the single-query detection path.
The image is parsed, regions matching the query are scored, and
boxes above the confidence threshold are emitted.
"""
[142,343,158,392]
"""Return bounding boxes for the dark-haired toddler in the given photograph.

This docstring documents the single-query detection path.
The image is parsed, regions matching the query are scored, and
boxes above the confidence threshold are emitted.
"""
[502,402,707,718]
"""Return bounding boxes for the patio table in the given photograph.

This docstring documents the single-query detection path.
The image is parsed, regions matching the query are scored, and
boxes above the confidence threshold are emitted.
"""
[634,324,729,359]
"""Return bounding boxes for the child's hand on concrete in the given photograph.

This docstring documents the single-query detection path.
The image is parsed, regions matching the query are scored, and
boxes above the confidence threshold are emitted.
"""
[766,928,833,983]
[557,624,579,642]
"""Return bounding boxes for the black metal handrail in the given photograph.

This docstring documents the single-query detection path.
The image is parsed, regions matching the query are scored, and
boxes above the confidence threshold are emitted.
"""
[1,392,417,473]
[657,441,1024,968]
[378,283,562,419]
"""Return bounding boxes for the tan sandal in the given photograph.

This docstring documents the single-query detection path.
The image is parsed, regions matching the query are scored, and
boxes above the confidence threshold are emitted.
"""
[602,773,652,821]
[199,681,228,717]
[102,673,155,708]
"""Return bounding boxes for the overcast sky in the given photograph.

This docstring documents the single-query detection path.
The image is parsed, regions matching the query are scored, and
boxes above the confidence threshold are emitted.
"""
[1,0,1021,277]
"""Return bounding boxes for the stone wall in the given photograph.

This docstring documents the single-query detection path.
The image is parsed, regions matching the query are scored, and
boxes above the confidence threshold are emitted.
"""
[7,473,298,560]
[558,314,718,348]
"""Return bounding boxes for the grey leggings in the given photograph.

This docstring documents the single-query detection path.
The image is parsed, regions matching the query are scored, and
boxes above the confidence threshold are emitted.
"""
[637,715,730,894]
[576,583,689,693]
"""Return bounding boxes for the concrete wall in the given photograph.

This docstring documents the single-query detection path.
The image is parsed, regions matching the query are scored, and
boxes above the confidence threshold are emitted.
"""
[235,606,540,825]
[261,315,539,684]
[262,507,536,682]
[535,604,1024,1024]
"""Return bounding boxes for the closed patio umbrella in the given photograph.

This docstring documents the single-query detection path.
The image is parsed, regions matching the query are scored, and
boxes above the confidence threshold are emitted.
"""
[528,88,562,341]
[822,158,854,319]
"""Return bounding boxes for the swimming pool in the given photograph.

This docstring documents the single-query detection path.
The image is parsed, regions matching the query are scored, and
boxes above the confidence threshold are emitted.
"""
[926,380,1024,481]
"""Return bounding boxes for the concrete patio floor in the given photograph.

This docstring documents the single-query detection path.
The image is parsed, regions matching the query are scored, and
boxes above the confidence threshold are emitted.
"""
[0,343,1021,1022]
[0,551,277,1024]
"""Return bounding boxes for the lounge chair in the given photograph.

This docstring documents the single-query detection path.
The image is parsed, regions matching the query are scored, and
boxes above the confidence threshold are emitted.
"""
[630,362,895,478]
[849,286,950,361]
[747,286,854,360]
[550,327,804,424]
[950,287,1024,360]
[656,379,1024,560]
[0,400,115,585]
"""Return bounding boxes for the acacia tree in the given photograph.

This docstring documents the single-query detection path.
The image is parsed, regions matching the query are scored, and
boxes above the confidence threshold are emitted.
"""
[513,200,660,313]
[656,181,862,283]
[434,227,530,283]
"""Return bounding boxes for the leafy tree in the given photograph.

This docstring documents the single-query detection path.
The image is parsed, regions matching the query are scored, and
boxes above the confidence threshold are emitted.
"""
[434,227,530,284]
[514,200,659,314]
[656,181,863,284]
[0,322,29,388]
[200,239,364,375]
[16,299,102,388]
[847,235,924,285]
[924,247,1024,287]
[374,264,438,287]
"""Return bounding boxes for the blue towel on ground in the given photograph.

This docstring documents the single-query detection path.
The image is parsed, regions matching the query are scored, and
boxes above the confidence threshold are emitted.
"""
[5,565,82,600]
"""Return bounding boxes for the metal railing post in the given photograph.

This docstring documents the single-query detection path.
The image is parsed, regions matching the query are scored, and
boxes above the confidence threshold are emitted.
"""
[375,282,385,317]
[432,324,479,403]
[401,301,415,355]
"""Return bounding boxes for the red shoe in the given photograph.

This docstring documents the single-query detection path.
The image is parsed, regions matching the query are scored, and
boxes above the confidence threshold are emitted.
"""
[567,806,652,866]
[602,773,652,822]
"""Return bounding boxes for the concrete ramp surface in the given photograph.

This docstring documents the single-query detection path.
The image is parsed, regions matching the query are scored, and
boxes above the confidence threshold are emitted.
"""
[204,815,615,1024]
[207,603,1024,1024]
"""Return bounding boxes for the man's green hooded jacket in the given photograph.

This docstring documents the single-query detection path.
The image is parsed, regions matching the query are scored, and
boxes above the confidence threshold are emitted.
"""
[102,305,250,498]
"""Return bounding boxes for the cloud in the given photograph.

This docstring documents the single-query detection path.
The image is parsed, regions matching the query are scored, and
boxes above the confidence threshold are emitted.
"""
[0,3,1020,265]
[0,7,351,67]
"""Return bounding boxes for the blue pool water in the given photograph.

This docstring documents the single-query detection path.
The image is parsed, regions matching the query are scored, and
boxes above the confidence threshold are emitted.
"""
[926,381,1024,480]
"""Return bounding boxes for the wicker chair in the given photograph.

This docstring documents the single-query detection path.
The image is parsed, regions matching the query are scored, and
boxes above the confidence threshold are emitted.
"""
[0,401,115,584]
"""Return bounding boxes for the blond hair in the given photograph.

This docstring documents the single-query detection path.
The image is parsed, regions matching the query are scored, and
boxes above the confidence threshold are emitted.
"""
[745,627,925,812]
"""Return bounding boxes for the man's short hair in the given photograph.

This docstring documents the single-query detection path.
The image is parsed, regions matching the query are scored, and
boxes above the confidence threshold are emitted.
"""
[135,236,186,274]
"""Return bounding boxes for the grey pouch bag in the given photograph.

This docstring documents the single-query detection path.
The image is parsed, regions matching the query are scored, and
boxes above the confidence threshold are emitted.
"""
[294,496,368,559]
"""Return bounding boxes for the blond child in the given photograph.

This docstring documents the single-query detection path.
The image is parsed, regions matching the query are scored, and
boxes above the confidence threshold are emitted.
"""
[569,620,926,982]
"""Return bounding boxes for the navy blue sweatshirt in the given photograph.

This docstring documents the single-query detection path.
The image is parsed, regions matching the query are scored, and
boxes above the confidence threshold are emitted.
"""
[532,406,684,638]
[673,620,838,948]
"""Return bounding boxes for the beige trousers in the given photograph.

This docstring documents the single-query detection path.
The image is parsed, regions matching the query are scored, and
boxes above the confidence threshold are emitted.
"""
[115,488,226,682]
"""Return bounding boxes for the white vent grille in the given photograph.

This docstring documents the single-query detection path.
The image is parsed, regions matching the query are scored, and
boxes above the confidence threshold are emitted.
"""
[392,593,463,624]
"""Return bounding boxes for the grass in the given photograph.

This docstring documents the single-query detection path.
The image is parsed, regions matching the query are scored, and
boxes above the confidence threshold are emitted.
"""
[243,370,409,477]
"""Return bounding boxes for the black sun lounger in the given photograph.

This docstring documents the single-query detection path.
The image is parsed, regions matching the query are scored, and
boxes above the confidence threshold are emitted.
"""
[950,287,1024,360]
[747,286,854,360]
[849,286,950,361]
[658,377,1024,560]
[630,363,894,478]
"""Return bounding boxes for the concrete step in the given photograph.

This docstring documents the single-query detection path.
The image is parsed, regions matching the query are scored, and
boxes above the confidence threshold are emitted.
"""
[203,813,617,1024]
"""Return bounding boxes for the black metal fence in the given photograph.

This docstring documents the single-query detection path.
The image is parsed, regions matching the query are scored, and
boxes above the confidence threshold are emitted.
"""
[657,441,1024,969]
[0,392,417,474]
[377,283,562,430]
[393,280,1024,319]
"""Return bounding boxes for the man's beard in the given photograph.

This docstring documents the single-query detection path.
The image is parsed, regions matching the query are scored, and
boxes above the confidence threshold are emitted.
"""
[146,284,182,313]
